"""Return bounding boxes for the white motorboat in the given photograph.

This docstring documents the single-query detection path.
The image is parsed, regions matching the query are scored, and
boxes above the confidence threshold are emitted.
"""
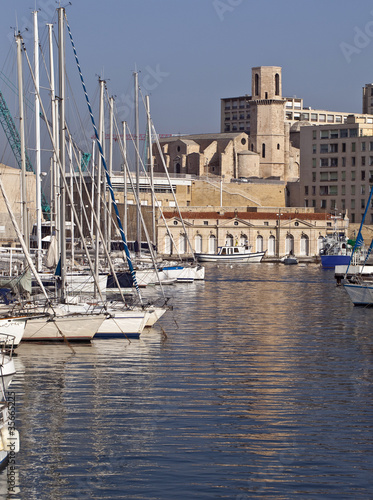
[196,245,265,263]
[281,255,298,265]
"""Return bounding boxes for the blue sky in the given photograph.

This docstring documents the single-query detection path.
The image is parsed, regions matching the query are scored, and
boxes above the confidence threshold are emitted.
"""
[1,0,373,168]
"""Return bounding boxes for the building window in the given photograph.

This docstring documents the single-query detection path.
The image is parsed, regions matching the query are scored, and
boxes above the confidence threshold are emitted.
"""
[312,158,316,168]
[321,199,327,209]
[311,114,318,122]
[342,157,346,167]
[255,73,259,95]
[351,157,356,167]
[320,144,328,154]
[312,130,317,139]
[330,172,338,181]
[330,144,338,153]
[351,213,355,223]
[362,170,366,180]
[320,130,329,139]
[340,129,348,138]
[342,185,346,195]
[312,172,316,182]
[361,185,366,195]
[320,186,328,195]
[352,142,356,152]
[277,143,280,150]
[362,156,366,166]
[342,171,346,181]
[330,158,338,167]
[275,73,280,95]
[312,186,316,195]
[312,144,316,154]
[330,130,338,138]
[362,142,366,152]
[342,143,346,152]
[262,143,266,158]
[305,186,309,195]
[320,172,328,181]
[351,185,355,195]
[350,129,358,137]
[327,115,334,123]
[319,114,326,122]
[203,221,208,225]
[351,199,355,209]
[330,186,338,195]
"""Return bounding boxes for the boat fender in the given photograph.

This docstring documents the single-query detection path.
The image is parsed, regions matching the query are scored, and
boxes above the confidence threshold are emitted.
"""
[1,427,19,453]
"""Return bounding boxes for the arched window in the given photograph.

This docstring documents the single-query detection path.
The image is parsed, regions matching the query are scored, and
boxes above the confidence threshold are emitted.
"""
[209,235,217,254]
[262,143,266,158]
[255,73,259,96]
[275,73,280,96]
[256,234,263,252]
[300,234,309,256]
[277,143,280,150]
[268,235,276,256]
[175,163,181,174]
[285,234,294,255]
[195,234,202,253]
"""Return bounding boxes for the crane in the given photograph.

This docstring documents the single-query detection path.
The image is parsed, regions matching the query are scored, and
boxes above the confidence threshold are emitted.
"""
[0,88,51,220]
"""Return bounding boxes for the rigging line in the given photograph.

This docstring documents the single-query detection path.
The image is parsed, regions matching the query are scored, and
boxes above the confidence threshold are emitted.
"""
[21,37,107,307]
[66,127,128,305]
[114,103,181,262]
[112,112,167,301]
[64,13,143,304]
[138,88,196,262]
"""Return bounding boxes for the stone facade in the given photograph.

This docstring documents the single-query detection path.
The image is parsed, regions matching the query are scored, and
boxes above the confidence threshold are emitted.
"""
[0,164,37,245]
[157,209,344,259]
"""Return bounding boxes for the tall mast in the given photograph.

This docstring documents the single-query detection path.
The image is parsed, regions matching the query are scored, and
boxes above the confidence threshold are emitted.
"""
[33,10,42,271]
[47,23,59,251]
[146,95,156,247]
[122,121,128,238]
[134,71,140,256]
[94,78,105,293]
[58,7,66,301]
[16,33,29,251]
[108,95,114,249]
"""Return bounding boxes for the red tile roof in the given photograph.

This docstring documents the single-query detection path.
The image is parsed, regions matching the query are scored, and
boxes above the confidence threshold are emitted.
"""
[162,211,332,221]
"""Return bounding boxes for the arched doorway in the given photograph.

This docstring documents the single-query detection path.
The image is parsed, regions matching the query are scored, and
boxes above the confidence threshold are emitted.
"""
[179,233,187,254]
[268,235,276,256]
[285,234,294,255]
[300,234,309,256]
[225,234,234,246]
[195,234,202,253]
[256,234,263,252]
[164,234,172,255]
[209,235,217,254]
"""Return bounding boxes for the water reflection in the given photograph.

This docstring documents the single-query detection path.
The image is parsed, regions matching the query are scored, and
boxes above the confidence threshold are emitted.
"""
[6,264,373,498]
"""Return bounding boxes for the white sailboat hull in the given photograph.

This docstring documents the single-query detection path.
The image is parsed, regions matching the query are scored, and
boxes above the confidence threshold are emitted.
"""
[23,313,105,341]
[196,251,265,263]
[0,317,27,347]
[344,282,373,306]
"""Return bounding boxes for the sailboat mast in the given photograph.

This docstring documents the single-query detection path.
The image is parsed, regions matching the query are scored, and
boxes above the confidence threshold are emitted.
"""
[33,11,42,272]
[47,23,59,251]
[108,95,114,248]
[94,78,105,292]
[145,95,156,247]
[122,121,128,238]
[134,71,140,256]
[58,7,66,301]
[15,33,29,251]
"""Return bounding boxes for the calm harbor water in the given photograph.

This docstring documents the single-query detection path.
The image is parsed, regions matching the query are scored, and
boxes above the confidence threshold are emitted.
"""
[3,263,373,499]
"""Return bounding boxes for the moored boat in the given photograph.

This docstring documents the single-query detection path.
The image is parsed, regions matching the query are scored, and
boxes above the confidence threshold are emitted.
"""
[196,245,265,263]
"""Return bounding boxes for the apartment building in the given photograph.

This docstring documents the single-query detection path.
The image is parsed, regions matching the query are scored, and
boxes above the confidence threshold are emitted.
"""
[299,115,373,223]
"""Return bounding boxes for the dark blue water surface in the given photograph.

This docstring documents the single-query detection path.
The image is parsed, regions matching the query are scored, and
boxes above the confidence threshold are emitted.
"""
[3,263,373,499]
